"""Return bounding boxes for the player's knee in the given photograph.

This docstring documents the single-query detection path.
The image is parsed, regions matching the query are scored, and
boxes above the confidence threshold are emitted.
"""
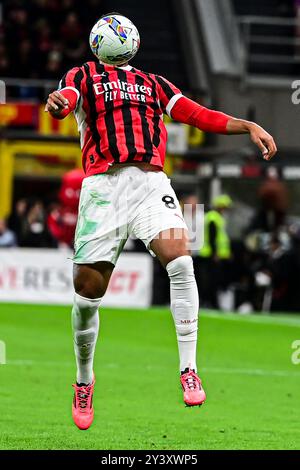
[166,255,195,281]
[74,276,108,299]
[160,243,191,267]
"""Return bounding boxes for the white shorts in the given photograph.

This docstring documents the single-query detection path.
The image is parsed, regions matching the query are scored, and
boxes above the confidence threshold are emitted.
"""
[73,166,188,265]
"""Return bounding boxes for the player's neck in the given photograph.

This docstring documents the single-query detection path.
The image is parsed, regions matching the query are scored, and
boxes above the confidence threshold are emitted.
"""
[100,61,129,68]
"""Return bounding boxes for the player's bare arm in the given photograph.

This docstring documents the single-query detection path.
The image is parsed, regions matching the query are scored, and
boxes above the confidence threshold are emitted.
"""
[169,95,277,162]
[226,118,277,161]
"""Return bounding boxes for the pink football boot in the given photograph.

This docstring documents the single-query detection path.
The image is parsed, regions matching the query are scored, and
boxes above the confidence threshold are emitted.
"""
[180,369,206,407]
[72,375,95,430]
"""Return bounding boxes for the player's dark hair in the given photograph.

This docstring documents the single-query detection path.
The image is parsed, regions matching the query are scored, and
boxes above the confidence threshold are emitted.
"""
[100,12,124,19]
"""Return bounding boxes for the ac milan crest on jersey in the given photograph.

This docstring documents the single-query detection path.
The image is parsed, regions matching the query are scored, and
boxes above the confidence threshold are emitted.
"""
[58,62,183,176]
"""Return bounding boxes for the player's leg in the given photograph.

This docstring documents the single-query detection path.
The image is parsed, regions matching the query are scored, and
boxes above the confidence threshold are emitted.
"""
[150,229,198,373]
[71,261,114,430]
[70,171,129,429]
[72,261,113,384]
[150,230,206,406]
[71,171,126,385]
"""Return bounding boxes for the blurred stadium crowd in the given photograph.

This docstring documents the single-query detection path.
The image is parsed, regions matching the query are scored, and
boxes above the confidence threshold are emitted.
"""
[2,174,300,313]
[1,0,300,314]
[2,0,299,81]
[0,0,107,79]
[153,176,300,314]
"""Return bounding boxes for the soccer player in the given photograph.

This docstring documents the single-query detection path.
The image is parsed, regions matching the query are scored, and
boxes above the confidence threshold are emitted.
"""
[45,13,277,430]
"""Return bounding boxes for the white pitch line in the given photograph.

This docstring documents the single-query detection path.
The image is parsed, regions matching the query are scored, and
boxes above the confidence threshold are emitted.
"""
[200,311,300,328]
[5,360,300,378]
[202,366,300,378]
[6,359,73,367]
[5,360,120,368]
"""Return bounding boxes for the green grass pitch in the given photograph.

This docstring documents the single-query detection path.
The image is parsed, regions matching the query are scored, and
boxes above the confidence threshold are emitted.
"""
[0,303,300,450]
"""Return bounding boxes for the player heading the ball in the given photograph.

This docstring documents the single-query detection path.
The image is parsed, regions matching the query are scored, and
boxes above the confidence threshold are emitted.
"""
[45,12,277,430]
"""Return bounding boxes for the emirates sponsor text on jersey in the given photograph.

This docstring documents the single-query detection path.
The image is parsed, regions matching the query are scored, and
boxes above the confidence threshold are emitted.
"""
[93,79,152,102]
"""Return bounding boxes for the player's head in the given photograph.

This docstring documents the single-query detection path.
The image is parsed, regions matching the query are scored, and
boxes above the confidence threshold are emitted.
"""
[89,12,140,66]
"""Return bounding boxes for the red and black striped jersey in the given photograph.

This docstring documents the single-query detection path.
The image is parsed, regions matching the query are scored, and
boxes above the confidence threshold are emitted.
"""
[58,61,183,176]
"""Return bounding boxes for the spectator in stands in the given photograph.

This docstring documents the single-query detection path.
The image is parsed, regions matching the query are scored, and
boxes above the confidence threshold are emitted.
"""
[34,18,54,71]
[199,195,233,309]
[18,39,35,78]
[0,43,10,77]
[264,226,300,312]
[18,199,57,248]
[61,13,88,68]
[60,12,82,42]
[5,4,30,77]
[1,0,106,79]
[284,224,300,311]
[0,218,17,247]
[8,198,27,245]
[248,173,289,233]
[48,168,85,248]
[45,50,63,79]
[295,0,300,20]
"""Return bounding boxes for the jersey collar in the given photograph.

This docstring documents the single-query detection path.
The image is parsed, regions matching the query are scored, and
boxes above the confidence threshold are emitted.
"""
[100,62,133,72]
[118,65,133,71]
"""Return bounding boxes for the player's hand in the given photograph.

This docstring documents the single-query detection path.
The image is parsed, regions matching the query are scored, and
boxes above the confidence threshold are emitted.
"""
[248,123,277,161]
[45,91,69,115]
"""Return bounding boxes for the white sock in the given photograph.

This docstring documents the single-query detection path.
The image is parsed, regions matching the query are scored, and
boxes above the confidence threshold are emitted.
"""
[166,256,199,373]
[72,293,101,384]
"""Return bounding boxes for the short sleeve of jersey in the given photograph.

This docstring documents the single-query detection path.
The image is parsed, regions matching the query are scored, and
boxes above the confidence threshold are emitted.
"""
[156,75,183,117]
[58,67,84,105]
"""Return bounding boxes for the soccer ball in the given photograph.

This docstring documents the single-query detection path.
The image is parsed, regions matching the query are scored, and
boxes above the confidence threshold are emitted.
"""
[89,14,140,66]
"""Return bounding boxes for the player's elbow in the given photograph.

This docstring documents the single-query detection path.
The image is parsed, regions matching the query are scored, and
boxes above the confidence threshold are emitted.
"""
[49,110,69,120]
[55,114,67,120]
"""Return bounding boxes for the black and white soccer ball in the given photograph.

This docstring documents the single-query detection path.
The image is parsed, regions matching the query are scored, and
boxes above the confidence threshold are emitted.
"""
[89,14,140,65]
